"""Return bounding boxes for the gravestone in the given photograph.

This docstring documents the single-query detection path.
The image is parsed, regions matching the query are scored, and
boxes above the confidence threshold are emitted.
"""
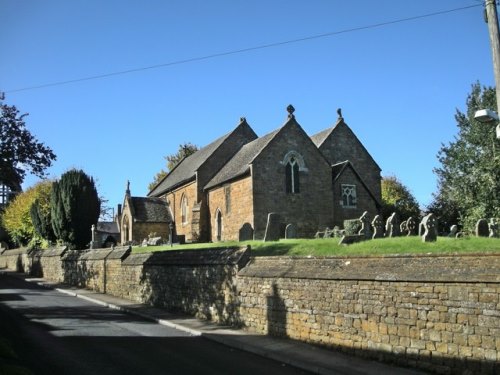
[449,225,458,238]
[421,213,437,242]
[285,224,297,239]
[475,219,489,237]
[385,212,400,237]
[358,211,372,239]
[488,219,498,238]
[264,213,281,242]
[406,217,417,236]
[400,220,407,234]
[147,237,162,246]
[239,223,254,241]
[371,215,384,239]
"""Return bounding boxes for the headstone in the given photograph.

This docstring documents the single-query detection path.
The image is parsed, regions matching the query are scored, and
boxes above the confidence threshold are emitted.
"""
[488,219,498,238]
[285,224,297,239]
[358,211,372,239]
[371,215,384,239]
[385,212,400,237]
[475,219,489,237]
[339,234,365,245]
[448,225,458,238]
[239,223,254,241]
[141,238,148,247]
[147,236,162,246]
[406,217,417,236]
[421,213,437,242]
[400,220,407,234]
[264,213,281,242]
[323,227,333,238]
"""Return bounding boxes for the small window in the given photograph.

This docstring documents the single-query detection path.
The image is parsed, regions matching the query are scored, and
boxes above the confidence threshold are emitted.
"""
[181,194,188,224]
[341,184,357,208]
[285,157,300,194]
[224,185,231,214]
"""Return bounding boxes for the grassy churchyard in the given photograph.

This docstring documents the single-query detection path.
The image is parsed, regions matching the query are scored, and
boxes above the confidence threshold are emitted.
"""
[132,236,500,257]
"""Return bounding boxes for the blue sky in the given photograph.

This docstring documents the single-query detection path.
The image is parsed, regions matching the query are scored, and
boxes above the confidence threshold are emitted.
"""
[1,0,496,215]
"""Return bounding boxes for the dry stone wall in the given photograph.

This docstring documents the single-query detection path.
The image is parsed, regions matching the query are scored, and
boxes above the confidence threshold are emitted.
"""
[1,247,498,374]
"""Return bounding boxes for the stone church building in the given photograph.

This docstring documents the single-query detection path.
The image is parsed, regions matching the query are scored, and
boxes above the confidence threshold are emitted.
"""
[122,106,381,243]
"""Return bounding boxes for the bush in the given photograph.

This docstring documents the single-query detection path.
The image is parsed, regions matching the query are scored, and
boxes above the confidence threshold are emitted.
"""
[343,219,361,236]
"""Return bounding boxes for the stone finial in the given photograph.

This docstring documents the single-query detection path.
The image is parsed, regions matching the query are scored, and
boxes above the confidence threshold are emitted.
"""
[239,117,246,123]
[337,108,343,120]
[287,104,295,119]
[126,180,131,195]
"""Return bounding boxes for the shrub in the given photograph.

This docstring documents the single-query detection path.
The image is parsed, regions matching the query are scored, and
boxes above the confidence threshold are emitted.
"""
[343,219,361,236]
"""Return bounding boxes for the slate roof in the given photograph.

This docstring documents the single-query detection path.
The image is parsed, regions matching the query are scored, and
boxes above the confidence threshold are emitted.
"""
[310,126,334,148]
[148,131,234,197]
[96,222,119,234]
[130,197,171,222]
[204,128,281,190]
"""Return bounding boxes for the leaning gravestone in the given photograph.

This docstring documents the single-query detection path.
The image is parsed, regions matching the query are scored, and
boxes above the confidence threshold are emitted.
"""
[264,213,281,241]
[421,213,437,242]
[239,223,254,241]
[475,219,489,237]
[385,212,400,237]
[371,215,384,239]
[406,217,417,236]
[449,225,458,238]
[285,224,297,239]
[358,211,372,239]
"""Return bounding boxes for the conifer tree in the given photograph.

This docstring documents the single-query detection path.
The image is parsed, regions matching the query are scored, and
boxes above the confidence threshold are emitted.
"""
[50,169,100,249]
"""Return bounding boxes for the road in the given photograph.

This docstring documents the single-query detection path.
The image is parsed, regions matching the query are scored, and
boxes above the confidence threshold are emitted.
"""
[0,272,309,375]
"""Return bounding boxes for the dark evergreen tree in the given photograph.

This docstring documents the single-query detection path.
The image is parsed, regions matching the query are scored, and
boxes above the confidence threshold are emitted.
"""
[50,169,100,249]
[30,198,55,242]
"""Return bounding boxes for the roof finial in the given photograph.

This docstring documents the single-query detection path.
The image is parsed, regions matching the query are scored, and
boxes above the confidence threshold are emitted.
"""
[287,104,295,119]
[239,116,246,123]
[337,108,343,120]
[126,180,130,196]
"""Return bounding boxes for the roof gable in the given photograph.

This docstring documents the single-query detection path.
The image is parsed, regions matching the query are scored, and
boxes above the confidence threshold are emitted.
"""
[130,197,171,223]
[148,120,256,197]
[332,160,381,207]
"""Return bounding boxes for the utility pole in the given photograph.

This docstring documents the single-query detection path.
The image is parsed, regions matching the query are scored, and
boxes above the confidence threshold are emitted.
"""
[484,0,500,138]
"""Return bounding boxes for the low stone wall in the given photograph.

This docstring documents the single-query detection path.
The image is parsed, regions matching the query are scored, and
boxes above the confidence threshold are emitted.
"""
[237,254,500,374]
[1,247,498,374]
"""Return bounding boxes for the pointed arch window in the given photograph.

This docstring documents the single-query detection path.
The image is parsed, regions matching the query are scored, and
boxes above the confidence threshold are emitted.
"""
[181,194,188,224]
[282,151,306,194]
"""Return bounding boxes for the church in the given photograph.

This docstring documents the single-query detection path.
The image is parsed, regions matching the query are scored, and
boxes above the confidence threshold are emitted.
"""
[119,106,381,243]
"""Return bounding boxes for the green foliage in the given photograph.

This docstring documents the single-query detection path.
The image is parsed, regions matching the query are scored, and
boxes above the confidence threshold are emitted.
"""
[343,219,361,235]
[50,169,100,249]
[433,83,500,231]
[0,96,56,188]
[1,181,52,247]
[381,175,420,221]
[148,142,199,191]
[29,181,55,242]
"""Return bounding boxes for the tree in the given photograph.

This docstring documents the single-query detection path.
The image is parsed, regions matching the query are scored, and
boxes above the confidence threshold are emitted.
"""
[1,180,53,247]
[0,95,56,189]
[433,83,500,231]
[148,142,199,191]
[381,175,420,221]
[51,169,100,249]
[30,181,55,243]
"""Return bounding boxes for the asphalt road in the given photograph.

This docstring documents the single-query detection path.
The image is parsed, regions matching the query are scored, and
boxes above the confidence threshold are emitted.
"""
[0,272,309,375]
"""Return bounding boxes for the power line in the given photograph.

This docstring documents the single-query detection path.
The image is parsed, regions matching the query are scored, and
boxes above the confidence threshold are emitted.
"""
[5,4,482,94]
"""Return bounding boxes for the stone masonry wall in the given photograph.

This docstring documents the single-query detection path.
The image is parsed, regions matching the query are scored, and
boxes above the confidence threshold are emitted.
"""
[207,176,254,241]
[163,181,197,242]
[1,247,499,374]
[237,255,500,375]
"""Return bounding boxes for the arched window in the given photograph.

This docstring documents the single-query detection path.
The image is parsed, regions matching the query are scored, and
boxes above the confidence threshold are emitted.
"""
[215,209,222,241]
[181,194,188,224]
[285,157,300,193]
[282,151,306,194]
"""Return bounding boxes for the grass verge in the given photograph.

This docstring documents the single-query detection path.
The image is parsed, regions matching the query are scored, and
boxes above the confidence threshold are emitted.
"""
[132,236,500,257]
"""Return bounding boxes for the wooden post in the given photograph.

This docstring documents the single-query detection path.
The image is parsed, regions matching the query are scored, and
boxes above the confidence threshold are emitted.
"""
[485,0,500,117]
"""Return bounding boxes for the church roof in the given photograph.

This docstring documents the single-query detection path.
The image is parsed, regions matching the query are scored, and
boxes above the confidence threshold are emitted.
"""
[130,197,171,222]
[148,130,234,197]
[310,126,333,148]
[204,126,283,190]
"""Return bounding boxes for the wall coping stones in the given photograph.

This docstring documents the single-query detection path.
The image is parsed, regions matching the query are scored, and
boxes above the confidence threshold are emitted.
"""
[106,246,132,260]
[122,246,251,268]
[0,248,30,256]
[239,253,500,283]
[39,246,68,258]
[62,250,89,261]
